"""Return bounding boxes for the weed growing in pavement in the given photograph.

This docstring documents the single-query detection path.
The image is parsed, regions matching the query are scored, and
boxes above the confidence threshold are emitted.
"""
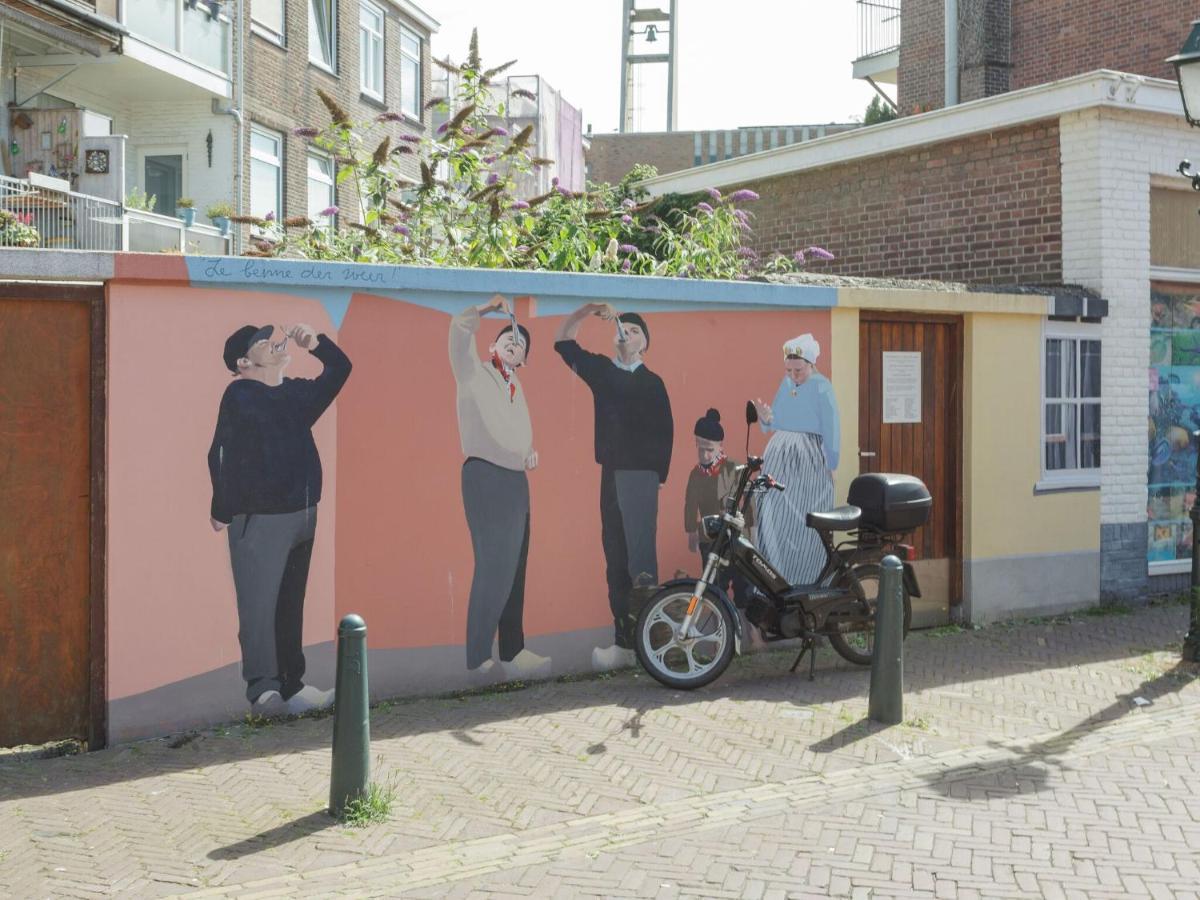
[339,778,397,828]
[925,625,966,638]
[1081,601,1133,617]
[903,716,933,731]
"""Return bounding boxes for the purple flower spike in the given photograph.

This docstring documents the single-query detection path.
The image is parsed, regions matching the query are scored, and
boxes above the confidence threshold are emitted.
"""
[264,211,276,222]
[393,224,410,235]
[516,244,530,253]
[804,246,836,260]
[486,173,499,185]
[510,200,530,210]
[551,176,560,186]
[493,126,509,137]
[376,112,405,123]
[557,186,572,197]
[733,209,750,222]
[622,198,636,209]
[738,221,752,233]
[621,214,633,225]
[618,243,638,253]
[621,259,632,272]
[706,187,722,201]
[483,154,499,164]
[436,121,449,135]
[398,134,422,143]
[729,189,760,202]
[462,125,474,135]
[697,201,714,215]
[737,246,758,259]
[292,126,321,138]
[319,206,340,217]
[793,250,806,264]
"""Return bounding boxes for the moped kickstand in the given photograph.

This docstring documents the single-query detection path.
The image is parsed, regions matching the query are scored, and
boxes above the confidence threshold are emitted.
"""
[788,636,819,681]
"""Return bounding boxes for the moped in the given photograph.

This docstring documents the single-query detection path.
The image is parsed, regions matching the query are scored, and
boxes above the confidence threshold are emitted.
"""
[634,402,931,690]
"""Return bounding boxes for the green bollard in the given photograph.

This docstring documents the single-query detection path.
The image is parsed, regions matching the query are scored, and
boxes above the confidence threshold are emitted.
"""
[868,555,904,726]
[329,614,370,818]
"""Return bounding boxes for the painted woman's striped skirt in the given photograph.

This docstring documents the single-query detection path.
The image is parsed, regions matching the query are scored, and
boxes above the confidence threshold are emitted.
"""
[755,430,834,585]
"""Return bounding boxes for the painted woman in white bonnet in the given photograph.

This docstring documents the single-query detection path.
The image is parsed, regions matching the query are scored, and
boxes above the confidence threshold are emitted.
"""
[751,333,841,584]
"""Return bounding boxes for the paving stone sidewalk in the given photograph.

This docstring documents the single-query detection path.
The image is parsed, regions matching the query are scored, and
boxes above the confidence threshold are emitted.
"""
[1,602,1198,898]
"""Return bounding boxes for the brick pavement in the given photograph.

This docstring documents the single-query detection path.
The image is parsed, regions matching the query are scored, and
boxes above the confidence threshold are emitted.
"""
[1,602,1197,898]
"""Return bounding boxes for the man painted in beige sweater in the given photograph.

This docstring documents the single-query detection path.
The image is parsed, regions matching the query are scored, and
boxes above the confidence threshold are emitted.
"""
[450,295,550,681]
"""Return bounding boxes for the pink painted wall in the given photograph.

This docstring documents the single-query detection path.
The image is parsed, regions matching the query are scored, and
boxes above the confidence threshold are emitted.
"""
[105,276,831,717]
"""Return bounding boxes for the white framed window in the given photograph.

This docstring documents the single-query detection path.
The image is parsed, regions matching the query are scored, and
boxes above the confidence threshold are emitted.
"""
[307,151,336,231]
[359,0,385,100]
[399,26,421,119]
[250,125,283,223]
[251,0,285,45]
[1039,321,1101,489]
[309,0,337,72]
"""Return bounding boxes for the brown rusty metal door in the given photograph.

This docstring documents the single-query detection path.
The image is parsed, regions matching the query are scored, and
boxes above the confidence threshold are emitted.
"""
[859,312,963,627]
[0,287,99,748]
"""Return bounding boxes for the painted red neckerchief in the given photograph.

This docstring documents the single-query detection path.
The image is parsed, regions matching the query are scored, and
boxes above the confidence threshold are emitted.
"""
[491,351,517,403]
[696,451,726,476]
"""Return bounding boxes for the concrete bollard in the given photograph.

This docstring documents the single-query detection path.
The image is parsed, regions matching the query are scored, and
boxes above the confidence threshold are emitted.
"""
[868,555,904,726]
[329,614,370,818]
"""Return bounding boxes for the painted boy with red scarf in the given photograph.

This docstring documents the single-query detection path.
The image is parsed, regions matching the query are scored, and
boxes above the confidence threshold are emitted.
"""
[450,295,551,681]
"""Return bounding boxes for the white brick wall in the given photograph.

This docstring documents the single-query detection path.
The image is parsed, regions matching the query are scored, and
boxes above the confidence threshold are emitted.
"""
[1060,107,1200,525]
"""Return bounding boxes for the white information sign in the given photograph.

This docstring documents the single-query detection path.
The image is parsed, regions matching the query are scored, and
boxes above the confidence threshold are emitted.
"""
[882,351,922,424]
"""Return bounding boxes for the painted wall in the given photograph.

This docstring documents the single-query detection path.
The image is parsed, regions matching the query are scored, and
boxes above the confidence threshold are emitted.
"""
[962,312,1101,621]
[105,258,837,740]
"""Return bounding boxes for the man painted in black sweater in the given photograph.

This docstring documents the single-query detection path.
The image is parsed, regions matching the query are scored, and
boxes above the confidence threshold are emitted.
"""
[555,302,673,672]
[208,323,351,715]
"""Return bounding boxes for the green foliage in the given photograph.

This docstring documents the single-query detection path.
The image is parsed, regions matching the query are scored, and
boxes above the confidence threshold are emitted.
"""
[864,95,898,125]
[124,186,156,211]
[0,210,39,247]
[176,197,195,209]
[339,779,397,827]
[206,201,235,218]
[249,29,833,279]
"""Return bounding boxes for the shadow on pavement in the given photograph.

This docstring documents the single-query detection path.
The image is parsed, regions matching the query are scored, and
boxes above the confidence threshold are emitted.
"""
[207,809,338,860]
[920,662,1199,799]
[0,606,1189,803]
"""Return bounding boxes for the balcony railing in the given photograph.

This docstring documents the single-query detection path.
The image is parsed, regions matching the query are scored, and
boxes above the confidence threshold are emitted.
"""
[123,0,231,74]
[857,0,902,60]
[0,176,230,254]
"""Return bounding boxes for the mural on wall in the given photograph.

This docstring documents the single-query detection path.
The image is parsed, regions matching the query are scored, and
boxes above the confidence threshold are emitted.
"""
[450,295,552,681]
[554,302,674,672]
[684,408,755,607]
[1149,288,1200,564]
[752,334,841,585]
[207,323,352,713]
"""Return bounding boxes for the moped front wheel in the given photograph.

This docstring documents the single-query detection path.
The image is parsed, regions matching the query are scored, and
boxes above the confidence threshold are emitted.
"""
[635,586,735,690]
[827,563,912,666]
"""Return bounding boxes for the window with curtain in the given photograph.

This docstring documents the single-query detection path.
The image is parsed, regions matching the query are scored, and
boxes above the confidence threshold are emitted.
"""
[1043,328,1101,482]
[309,0,336,70]
[250,126,282,222]
[251,0,285,43]
[400,26,421,118]
[359,0,385,99]
[307,152,336,231]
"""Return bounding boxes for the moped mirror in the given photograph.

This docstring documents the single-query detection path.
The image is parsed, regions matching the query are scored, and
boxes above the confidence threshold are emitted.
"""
[745,401,758,425]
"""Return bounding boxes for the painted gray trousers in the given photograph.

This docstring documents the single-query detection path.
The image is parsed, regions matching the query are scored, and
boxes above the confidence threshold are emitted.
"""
[600,468,660,648]
[462,458,530,670]
[227,507,317,703]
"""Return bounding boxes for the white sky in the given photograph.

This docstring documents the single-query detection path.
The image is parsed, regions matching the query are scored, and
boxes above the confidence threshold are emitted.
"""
[428,0,884,134]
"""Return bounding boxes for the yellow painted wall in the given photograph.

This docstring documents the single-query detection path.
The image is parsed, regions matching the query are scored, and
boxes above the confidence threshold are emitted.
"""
[963,314,1100,559]
[830,307,860,503]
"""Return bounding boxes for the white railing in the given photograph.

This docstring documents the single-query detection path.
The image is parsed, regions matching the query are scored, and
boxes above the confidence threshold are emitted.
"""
[857,0,902,60]
[0,175,231,254]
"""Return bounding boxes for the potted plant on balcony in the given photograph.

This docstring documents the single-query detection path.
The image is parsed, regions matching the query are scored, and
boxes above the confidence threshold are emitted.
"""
[206,201,234,236]
[176,197,196,227]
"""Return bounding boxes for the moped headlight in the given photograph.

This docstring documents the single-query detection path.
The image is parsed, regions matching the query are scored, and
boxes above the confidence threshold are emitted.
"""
[701,515,723,538]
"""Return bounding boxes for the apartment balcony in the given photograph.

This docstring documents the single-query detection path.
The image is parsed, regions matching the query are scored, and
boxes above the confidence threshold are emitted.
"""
[0,174,230,254]
[853,0,900,86]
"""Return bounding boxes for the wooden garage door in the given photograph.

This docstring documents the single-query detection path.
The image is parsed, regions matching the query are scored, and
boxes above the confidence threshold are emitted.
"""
[0,287,100,748]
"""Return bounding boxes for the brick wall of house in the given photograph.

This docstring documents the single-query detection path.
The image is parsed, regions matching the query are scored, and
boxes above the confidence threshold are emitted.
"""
[243,0,433,225]
[897,0,945,114]
[586,132,695,186]
[901,0,1185,114]
[744,121,1062,285]
[1009,0,1182,91]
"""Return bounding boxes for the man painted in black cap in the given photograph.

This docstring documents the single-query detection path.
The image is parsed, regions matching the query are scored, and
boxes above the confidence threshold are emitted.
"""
[207,322,352,715]
[555,302,673,672]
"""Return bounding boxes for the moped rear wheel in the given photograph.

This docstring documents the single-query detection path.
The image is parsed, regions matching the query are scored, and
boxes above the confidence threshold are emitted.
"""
[827,563,912,666]
[635,586,735,690]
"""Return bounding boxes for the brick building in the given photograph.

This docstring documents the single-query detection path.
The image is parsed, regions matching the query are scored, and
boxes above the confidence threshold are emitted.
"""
[585,123,861,186]
[646,7,1200,613]
[242,0,437,232]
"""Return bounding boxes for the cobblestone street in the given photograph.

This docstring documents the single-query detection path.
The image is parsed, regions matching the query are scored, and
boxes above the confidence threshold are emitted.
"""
[2,603,1198,898]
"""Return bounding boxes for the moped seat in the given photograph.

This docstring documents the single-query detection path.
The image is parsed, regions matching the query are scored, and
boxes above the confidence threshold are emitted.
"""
[806,505,862,532]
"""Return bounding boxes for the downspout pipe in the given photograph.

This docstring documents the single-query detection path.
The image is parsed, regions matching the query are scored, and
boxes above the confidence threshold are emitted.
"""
[944,0,958,106]
[212,0,245,255]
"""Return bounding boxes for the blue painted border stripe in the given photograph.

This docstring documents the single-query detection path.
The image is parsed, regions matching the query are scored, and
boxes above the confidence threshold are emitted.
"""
[184,257,838,311]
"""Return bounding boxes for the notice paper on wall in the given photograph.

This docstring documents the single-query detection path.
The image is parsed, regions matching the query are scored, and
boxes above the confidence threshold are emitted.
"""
[882,351,922,424]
